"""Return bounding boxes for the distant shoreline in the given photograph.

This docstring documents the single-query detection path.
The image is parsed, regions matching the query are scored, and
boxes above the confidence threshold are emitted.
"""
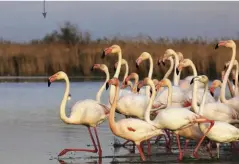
[0,76,105,83]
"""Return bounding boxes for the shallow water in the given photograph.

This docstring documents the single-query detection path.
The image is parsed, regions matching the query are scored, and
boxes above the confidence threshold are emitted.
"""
[0,81,237,164]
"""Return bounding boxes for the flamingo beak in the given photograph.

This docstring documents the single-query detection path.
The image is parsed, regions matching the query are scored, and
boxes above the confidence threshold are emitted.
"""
[162,61,165,66]
[190,77,195,85]
[91,66,94,71]
[48,79,51,87]
[157,60,161,66]
[233,79,236,85]
[176,68,179,75]
[106,82,109,90]
[101,50,106,59]
[215,43,219,49]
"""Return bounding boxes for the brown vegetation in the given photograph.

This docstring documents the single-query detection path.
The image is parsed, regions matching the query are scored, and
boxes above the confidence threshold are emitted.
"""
[0,21,238,80]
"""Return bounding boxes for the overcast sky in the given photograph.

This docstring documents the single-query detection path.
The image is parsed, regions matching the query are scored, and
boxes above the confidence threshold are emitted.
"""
[0,1,238,42]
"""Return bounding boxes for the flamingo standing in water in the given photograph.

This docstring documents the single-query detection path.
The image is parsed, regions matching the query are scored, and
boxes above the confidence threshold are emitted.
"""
[216,40,239,113]
[106,77,165,161]
[48,67,110,157]
[191,75,239,159]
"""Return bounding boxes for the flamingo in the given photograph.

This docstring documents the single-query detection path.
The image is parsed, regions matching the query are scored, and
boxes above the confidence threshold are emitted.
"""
[47,70,110,157]
[191,75,239,159]
[216,40,239,113]
[154,49,186,107]
[176,58,216,107]
[138,77,215,160]
[114,58,134,92]
[106,77,165,161]
[101,45,131,105]
[224,59,239,96]
[123,72,146,94]
[155,79,212,157]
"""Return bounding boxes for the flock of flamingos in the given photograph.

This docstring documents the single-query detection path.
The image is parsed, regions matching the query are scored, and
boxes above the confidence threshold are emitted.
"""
[48,39,239,162]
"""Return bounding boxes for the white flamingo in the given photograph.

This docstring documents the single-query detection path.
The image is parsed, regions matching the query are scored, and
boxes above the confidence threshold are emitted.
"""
[216,40,239,113]
[106,77,165,161]
[48,70,110,157]
[101,45,131,105]
[154,49,186,107]
[176,58,216,107]
[191,75,239,159]
[138,77,215,161]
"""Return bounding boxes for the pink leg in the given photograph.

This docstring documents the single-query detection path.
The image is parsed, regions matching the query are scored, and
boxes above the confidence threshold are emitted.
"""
[93,127,102,157]
[136,144,146,161]
[176,134,183,161]
[183,139,189,154]
[147,140,151,155]
[193,119,214,159]
[58,127,98,157]
[122,140,131,146]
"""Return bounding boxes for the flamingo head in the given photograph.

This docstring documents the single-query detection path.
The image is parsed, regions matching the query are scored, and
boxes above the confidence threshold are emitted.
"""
[124,72,138,85]
[152,79,159,86]
[157,57,163,66]
[156,78,170,91]
[176,59,192,75]
[48,71,67,87]
[215,40,236,49]
[164,49,177,59]
[137,77,154,93]
[91,64,108,73]
[190,75,208,85]
[209,80,221,97]
[106,78,119,90]
[136,52,150,68]
[177,52,184,62]
[102,44,121,59]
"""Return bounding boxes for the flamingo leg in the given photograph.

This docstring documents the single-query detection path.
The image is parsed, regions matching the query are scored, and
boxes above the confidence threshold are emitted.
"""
[183,139,189,154]
[122,140,131,146]
[93,127,102,157]
[147,140,151,156]
[205,141,213,158]
[136,143,146,161]
[58,127,98,157]
[176,134,183,161]
[192,119,214,159]
[216,143,220,159]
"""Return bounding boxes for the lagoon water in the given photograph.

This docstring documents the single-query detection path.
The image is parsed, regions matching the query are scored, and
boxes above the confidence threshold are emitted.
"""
[0,80,237,164]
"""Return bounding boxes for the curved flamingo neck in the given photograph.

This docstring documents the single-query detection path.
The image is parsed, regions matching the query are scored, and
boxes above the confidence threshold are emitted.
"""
[109,84,119,134]
[60,76,73,124]
[110,51,122,104]
[144,81,157,126]
[96,69,110,102]
[146,56,153,97]
[189,61,198,76]
[220,46,236,103]
[166,81,173,106]
[164,57,174,79]
[234,61,238,95]
[171,53,180,86]
[123,61,129,81]
[192,79,200,114]
[198,81,208,115]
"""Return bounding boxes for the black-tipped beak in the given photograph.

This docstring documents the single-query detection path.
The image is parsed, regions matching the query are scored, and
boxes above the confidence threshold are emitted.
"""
[48,79,51,87]
[114,67,116,71]
[157,61,161,66]
[106,82,109,90]
[215,43,219,49]
[176,68,179,75]
[136,63,139,69]
[190,77,195,85]
[91,66,94,71]
[150,89,152,95]
[233,79,236,85]
[224,65,227,70]
[137,87,140,93]
[101,51,106,59]
[162,61,165,66]
[210,91,214,97]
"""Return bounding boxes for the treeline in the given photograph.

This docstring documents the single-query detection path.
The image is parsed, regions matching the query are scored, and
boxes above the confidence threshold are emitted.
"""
[0,21,238,80]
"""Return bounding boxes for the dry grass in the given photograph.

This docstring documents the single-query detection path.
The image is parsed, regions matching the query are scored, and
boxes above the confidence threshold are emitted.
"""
[0,39,238,81]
